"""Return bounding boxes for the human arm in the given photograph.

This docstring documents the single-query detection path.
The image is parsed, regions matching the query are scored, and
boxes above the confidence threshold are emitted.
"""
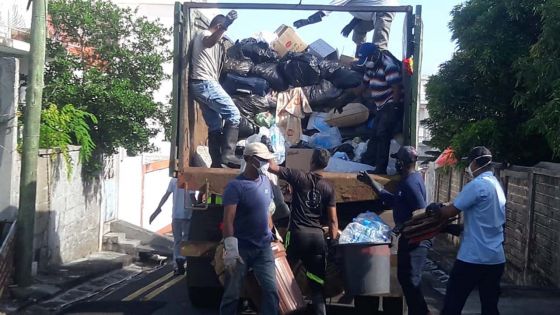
[149,182,173,224]
[293,11,326,28]
[357,171,396,206]
[222,194,243,270]
[326,206,339,240]
[202,10,237,48]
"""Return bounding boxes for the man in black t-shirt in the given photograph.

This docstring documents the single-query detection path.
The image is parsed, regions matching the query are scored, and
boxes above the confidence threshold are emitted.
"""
[269,149,339,315]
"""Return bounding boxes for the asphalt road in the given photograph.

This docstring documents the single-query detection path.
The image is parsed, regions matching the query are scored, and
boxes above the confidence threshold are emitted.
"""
[60,264,218,315]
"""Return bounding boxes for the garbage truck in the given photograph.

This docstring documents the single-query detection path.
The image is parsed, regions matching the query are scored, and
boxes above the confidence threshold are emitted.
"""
[169,1,423,313]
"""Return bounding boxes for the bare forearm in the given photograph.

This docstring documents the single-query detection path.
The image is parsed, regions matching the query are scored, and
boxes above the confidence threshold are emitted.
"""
[440,204,460,219]
[157,192,171,209]
[203,28,226,48]
[223,205,237,238]
[327,206,339,239]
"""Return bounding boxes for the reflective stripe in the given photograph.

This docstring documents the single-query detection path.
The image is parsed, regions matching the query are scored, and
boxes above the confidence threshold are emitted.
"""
[306,272,324,285]
[285,231,291,249]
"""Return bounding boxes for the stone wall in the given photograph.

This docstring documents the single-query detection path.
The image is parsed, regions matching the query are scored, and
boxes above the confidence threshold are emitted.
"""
[432,163,560,288]
[35,148,102,267]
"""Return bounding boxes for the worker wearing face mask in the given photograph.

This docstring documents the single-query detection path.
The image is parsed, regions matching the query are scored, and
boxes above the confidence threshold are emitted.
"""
[220,142,279,315]
[358,146,432,315]
[426,146,506,315]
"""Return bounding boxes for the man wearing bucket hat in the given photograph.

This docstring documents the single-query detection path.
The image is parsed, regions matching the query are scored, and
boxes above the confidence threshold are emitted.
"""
[426,146,506,315]
[356,43,403,174]
[220,142,279,315]
[358,145,431,315]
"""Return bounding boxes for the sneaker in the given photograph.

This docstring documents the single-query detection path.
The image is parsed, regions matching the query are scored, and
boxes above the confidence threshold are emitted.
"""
[175,258,186,275]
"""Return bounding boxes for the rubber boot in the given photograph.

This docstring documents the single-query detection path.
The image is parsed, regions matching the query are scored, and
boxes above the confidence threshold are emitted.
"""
[208,131,222,168]
[221,125,241,168]
[311,292,326,315]
[175,258,186,275]
[238,116,258,140]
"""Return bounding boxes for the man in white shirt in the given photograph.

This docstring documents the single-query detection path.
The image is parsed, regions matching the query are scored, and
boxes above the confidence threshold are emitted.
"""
[293,0,399,52]
[149,178,194,275]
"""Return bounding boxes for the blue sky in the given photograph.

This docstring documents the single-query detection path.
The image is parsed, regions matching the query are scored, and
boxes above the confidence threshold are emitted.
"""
[211,0,463,76]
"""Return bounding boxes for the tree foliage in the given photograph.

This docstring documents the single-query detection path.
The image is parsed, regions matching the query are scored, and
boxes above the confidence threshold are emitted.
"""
[424,0,560,165]
[44,0,171,170]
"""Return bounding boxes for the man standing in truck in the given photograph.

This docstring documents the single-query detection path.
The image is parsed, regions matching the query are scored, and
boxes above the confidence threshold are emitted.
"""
[268,149,339,315]
[357,43,403,174]
[427,146,506,315]
[293,0,398,52]
[358,146,431,315]
[220,142,279,315]
[190,11,241,168]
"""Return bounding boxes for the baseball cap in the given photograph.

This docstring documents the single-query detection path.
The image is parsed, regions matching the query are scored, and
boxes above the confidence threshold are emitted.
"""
[243,142,275,160]
[463,146,492,162]
[356,43,381,67]
[391,146,418,164]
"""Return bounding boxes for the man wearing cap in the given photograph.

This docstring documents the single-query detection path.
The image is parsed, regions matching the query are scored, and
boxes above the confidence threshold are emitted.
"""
[268,148,339,315]
[427,146,506,315]
[293,0,398,52]
[357,43,403,174]
[220,142,279,315]
[358,146,431,315]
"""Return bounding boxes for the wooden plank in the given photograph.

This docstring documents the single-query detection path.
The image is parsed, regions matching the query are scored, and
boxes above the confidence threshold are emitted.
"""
[179,167,400,203]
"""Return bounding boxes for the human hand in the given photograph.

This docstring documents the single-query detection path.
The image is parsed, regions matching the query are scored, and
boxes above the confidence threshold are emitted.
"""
[293,18,310,29]
[149,208,161,224]
[223,10,238,28]
[223,237,244,273]
[426,202,444,216]
[341,23,353,37]
[357,171,376,187]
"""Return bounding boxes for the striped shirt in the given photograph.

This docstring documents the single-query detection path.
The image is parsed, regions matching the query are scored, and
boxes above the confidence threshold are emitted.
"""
[363,53,402,109]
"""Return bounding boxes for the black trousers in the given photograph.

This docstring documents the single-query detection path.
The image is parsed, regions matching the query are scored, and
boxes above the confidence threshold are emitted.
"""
[441,260,505,315]
[397,237,430,315]
[286,230,326,315]
[362,103,400,173]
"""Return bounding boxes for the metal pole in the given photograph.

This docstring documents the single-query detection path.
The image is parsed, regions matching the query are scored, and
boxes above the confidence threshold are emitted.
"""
[16,0,47,287]
[181,2,412,13]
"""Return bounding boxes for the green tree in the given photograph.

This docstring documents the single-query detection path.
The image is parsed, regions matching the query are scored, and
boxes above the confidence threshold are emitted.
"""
[44,0,171,172]
[424,0,557,165]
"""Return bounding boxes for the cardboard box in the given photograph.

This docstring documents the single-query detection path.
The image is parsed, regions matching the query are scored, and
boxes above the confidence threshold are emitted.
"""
[286,148,314,171]
[326,103,370,128]
[308,39,338,60]
[272,25,307,57]
[339,54,356,67]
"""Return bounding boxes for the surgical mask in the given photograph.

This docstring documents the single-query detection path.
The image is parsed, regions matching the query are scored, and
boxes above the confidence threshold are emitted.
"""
[251,158,269,175]
[466,155,492,178]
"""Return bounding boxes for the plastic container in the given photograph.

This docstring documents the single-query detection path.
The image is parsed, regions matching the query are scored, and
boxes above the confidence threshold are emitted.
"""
[338,243,391,296]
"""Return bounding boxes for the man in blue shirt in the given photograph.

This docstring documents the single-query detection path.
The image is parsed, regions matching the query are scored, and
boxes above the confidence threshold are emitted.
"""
[428,146,506,315]
[358,146,431,315]
[220,142,279,315]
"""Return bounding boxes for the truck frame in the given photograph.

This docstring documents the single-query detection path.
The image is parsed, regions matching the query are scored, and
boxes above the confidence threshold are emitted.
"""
[170,1,423,312]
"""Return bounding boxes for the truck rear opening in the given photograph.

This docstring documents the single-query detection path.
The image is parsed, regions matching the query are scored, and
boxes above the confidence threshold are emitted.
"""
[170,2,423,204]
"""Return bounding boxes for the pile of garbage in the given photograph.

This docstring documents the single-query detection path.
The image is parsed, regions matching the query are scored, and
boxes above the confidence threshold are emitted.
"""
[339,212,391,244]
[217,27,396,171]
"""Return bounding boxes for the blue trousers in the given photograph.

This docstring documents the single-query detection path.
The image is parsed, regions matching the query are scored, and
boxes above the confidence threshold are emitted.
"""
[190,80,240,132]
[397,237,430,315]
[220,244,279,315]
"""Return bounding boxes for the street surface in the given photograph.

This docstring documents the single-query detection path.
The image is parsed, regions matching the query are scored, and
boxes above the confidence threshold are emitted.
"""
[57,260,560,315]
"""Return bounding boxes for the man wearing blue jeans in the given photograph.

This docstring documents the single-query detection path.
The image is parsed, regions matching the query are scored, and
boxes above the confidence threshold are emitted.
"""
[428,146,506,315]
[220,143,279,315]
[358,146,432,315]
[190,11,241,168]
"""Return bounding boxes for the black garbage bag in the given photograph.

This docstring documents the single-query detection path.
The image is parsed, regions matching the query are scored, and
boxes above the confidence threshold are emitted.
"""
[329,68,363,89]
[250,63,289,92]
[302,80,343,109]
[223,58,254,77]
[319,60,343,80]
[232,95,271,119]
[227,38,278,64]
[222,73,270,97]
[280,52,321,87]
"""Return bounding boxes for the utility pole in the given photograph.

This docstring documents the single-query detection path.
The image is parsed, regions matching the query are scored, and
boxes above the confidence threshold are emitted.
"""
[16,0,47,287]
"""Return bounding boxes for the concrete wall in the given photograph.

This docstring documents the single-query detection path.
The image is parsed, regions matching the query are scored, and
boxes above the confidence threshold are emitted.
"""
[431,164,560,288]
[35,148,102,267]
[0,57,20,221]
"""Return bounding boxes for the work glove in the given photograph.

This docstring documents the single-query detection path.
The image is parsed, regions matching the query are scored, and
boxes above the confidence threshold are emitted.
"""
[223,236,244,273]
[293,11,325,28]
[223,10,238,28]
[425,202,444,216]
[149,208,161,224]
[357,171,385,193]
[341,17,360,37]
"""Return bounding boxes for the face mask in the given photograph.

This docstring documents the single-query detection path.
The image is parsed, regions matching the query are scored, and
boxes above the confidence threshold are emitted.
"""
[466,155,492,178]
[251,158,269,174]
